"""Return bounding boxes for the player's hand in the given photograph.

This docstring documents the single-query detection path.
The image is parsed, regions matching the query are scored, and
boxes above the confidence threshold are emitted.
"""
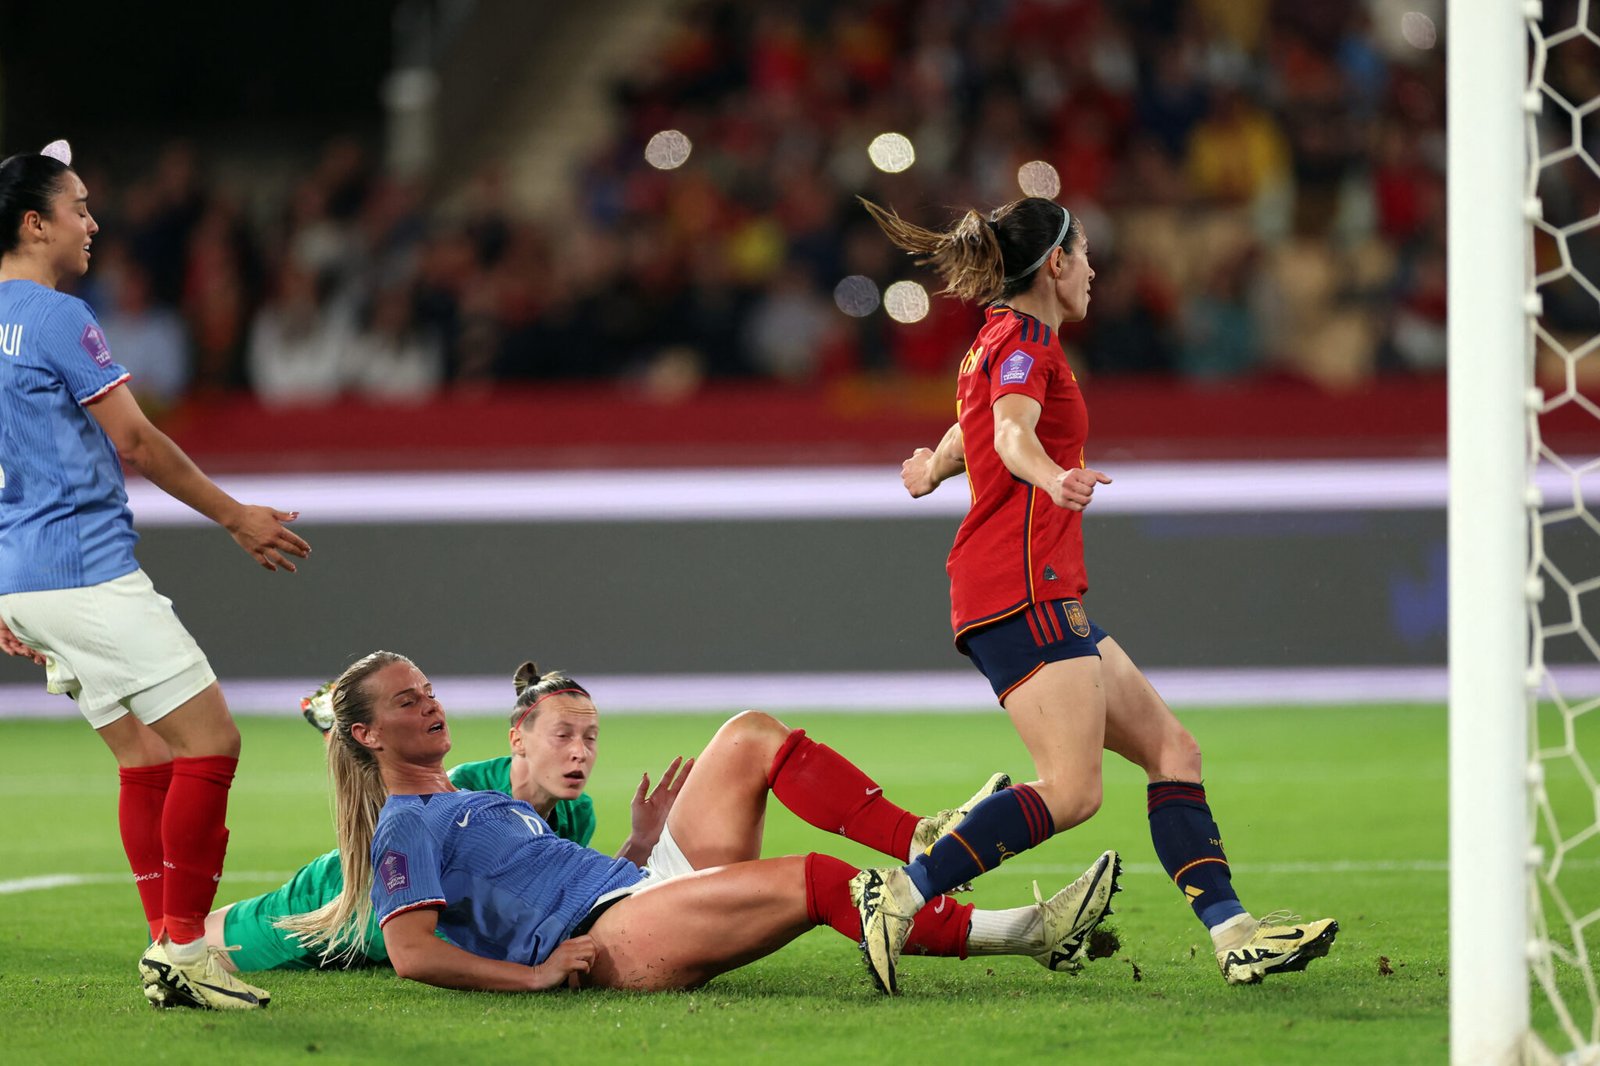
[531,935,597,990]
[628,756,693,852]
[901,447,942,498]
[227,505,311,572]
[1046,467,1112,511]
[0,616,46,666]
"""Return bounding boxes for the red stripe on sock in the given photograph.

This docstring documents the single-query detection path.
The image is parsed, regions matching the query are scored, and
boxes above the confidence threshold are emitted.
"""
[1010,784,1054,845]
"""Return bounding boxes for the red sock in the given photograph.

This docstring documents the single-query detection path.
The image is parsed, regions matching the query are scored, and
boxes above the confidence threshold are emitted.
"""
[161,755,236,944]
[803,853,972,959]
[118,762,173,942]
[770,730,921,860]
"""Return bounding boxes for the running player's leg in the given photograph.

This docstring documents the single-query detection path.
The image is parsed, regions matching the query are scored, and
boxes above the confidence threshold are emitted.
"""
[902,657,1106,903]
[1098,633,1337,983]
[668,710,926,868]
[95,714,175,943]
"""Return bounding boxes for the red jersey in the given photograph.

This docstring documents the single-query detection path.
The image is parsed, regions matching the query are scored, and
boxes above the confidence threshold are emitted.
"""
[948,305,1089,644]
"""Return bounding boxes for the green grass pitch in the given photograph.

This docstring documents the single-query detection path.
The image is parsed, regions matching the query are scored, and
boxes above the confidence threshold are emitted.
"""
[0,702,1536,1064]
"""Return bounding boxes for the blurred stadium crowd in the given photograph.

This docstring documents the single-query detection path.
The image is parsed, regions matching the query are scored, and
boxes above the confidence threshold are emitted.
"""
[52,1,1490,408]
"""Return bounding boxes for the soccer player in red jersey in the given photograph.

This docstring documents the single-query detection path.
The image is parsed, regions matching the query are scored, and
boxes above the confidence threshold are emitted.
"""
[852,195,1337,992]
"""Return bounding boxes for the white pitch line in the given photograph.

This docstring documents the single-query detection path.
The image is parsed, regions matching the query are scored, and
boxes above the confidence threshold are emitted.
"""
[8,857,1595,897]
[0,871,293,895]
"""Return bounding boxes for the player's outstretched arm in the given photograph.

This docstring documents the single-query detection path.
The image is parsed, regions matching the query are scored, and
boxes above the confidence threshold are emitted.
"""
[384,908,594,991]
[87,385,311,571]
[902,422,966,498]
[992,394,1110,512]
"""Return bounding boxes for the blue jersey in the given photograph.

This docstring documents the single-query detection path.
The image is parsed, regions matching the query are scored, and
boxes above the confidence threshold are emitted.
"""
[370,789,643,966]
[0,280,137,594]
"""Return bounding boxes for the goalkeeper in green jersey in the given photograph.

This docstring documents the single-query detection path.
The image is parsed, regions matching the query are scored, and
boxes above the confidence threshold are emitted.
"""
[205,662,690,971]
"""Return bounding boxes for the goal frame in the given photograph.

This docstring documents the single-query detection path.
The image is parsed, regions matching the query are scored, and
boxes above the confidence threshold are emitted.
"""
[1447,0,1534,1062]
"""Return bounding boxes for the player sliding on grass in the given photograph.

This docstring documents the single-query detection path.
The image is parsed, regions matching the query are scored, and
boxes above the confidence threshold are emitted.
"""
[855,195,1337,992]
[0,141,309,1012]
[276,651,1122,993]
[209,660,690,971]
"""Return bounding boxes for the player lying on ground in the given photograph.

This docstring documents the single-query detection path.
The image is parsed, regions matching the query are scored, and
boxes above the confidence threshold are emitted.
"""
[277,651,1122,993]
[206,661,689,971]
[852,194,1338,992]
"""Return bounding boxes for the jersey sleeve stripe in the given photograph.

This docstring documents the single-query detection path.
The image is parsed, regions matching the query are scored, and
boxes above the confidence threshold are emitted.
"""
[377,898,447,927]
[79,372,130,405]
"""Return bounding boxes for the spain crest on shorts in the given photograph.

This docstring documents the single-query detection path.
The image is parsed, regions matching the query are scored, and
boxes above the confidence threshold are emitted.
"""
[1064,600,1091,638]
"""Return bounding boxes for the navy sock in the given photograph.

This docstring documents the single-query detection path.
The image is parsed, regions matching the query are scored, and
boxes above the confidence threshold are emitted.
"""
[904,785,1054,900]
[1147,781,1245,929]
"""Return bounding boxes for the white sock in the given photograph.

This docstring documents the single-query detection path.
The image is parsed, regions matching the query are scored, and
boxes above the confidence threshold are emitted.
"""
[165,937,208,964]
[965,905,1044,956]
[1209,912,1257,952]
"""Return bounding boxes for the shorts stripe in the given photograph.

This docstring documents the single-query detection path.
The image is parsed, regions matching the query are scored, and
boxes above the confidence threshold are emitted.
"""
[998,662,1047,703]
[1024,610,1046,646]
[1039,604,1063,643]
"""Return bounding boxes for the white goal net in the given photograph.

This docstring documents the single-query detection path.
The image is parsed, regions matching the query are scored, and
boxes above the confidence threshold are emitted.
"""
[1526,0,1600,1061]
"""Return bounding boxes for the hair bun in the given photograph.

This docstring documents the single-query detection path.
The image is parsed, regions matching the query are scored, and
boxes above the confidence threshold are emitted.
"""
[512,660,541,695]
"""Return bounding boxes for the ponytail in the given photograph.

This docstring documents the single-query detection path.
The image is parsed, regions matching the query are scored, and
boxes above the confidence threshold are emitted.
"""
[860,195,1082,304]
[276,650,410,962]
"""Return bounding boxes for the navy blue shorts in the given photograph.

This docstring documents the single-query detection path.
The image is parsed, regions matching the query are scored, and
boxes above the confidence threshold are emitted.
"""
[960,599,1110,704]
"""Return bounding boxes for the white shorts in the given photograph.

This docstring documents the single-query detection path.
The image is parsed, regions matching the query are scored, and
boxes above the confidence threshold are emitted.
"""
[0,568,216,729]
[575,823,698,932]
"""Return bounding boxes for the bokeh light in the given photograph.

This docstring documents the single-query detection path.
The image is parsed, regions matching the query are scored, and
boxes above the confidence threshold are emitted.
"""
[833,275,881,317]
[644,130,693,170]
[883,281,930,324]
[1400,12,1436,49]
[1017,160,1062,199]
[867,133,916,173]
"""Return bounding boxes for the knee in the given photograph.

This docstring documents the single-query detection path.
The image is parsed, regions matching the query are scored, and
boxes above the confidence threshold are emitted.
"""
[722,709,789,757]
[1033,777,1102,830]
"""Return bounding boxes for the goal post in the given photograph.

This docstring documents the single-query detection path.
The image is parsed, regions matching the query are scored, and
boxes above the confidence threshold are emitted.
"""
[1447,0,1532,1063]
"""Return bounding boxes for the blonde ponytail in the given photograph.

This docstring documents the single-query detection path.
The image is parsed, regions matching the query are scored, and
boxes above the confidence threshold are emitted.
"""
[276,650,411,963]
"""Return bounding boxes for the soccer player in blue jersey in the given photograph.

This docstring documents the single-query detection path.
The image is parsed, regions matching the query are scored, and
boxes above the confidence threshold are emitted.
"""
[0,142,310,1011]
[279,651,1122,992]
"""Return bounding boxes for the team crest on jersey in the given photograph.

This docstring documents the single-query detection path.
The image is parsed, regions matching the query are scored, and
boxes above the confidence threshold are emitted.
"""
[999,349,1034,385]
[378,849,410,892]
[1064,600,1091,638]
[79,323,112,368]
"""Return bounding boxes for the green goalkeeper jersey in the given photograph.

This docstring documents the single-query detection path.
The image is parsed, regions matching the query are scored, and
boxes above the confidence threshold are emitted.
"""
[221,757,598,971]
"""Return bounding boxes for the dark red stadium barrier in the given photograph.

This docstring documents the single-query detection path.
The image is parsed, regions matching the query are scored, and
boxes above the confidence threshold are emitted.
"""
[157,376,1596,472]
